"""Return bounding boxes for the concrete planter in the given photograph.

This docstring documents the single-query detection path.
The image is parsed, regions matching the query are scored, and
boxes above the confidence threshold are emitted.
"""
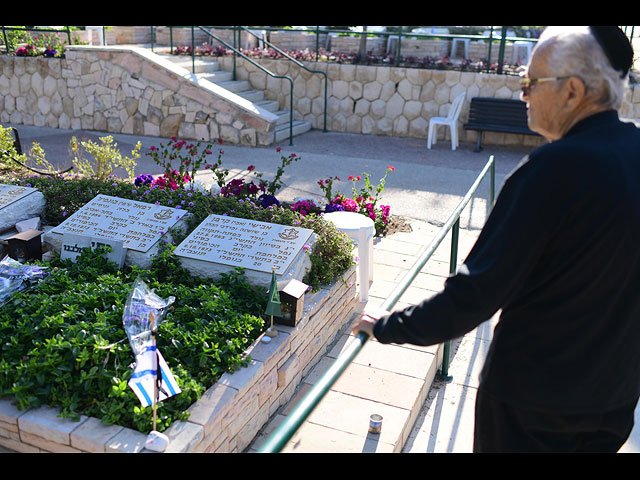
[0,266,357,453]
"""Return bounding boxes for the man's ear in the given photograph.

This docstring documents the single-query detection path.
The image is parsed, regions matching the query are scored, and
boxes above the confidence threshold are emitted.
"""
[565,76,588,106]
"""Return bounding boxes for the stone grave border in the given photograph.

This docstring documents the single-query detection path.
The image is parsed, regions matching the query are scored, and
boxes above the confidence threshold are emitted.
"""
[0,265,357,453]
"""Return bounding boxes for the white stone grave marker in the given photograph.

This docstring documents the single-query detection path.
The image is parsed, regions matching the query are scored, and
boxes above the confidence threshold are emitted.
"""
[174,214,313,274]
[0,184,45,231]
[51,194,188,252]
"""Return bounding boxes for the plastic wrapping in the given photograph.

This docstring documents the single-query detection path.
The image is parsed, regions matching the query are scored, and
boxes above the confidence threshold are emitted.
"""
[122,277,175,357]
[0,255,49,305]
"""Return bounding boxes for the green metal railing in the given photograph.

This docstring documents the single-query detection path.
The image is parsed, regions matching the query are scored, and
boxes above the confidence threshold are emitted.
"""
[258,155,496,453]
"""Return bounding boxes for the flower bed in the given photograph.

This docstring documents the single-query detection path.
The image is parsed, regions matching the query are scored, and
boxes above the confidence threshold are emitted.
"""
[172,43,527,76]
[0,126,383,451]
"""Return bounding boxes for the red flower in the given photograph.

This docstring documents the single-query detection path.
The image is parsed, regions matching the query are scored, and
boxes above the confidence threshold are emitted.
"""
[387,165,395,172]
[247,165,256,172]
[276,147,282,152]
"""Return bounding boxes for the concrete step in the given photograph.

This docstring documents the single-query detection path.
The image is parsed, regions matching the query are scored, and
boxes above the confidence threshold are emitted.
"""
[196,70,234,83]
[160,52,313,143]
[275,119,312,143]
[254,99,281,113]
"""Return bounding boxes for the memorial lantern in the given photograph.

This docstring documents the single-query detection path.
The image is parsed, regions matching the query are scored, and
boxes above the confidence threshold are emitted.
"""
[7,229,43,262]
[278,278,308,327]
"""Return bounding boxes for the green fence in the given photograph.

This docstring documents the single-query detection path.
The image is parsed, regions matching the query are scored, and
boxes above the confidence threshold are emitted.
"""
[257,154,496,453]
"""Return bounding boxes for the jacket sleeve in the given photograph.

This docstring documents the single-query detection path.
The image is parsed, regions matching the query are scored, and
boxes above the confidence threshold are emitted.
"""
[373,154,560,346]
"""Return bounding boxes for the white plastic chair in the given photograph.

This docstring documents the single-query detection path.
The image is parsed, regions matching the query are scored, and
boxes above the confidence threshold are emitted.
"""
[86,26,105,46]
[512,41,533,64]
[427,92,466,151]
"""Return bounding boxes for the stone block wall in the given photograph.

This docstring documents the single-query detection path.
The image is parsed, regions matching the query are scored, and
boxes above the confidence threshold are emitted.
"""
[0,46,277,146]
[221,56,640,147]
[0,266,357,453]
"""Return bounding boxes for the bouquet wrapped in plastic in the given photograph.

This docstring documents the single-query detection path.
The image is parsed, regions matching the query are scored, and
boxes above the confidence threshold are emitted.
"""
[0,255,49,306]
[122,277,175,357]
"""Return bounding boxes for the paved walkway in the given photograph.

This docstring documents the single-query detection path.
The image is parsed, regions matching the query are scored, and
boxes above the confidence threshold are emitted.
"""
[2,125,640,453]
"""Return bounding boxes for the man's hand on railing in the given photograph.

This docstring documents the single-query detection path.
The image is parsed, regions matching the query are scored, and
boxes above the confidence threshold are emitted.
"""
[351,304,390,338]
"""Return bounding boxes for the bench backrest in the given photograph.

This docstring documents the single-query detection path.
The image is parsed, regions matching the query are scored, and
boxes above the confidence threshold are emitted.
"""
[466,97,534,133]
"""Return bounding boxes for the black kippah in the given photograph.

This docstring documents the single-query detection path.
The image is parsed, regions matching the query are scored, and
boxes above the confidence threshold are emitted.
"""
[589,26,634,78]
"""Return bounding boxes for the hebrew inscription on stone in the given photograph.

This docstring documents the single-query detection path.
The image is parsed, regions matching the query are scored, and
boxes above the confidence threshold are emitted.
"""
[174,214,313,274]
[51,194,188,252]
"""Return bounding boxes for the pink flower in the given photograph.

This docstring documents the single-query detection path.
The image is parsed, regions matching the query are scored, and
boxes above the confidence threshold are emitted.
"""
[276,147,282,153]
[387,165,395,172]
[342,198,358,212]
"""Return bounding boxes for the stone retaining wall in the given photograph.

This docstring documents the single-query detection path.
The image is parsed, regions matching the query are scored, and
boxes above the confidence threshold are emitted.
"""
[0,46,278,146]
[2,45,639,149]
[220,56,640,147]
[0,266,357,453]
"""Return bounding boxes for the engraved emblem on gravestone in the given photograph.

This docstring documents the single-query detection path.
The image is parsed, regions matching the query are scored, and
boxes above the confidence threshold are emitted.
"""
[278,228,299,240]
[51,194,188,253]
[154,209,173,220]
[0,184,38,209]
[174,214,313,274]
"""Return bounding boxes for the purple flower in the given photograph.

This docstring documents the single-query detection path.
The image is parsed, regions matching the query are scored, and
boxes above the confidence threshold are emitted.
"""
[258,194,280,208]
[324,203,345,213]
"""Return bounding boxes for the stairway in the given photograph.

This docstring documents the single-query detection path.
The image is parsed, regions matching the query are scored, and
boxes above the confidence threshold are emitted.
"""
[158,53,312,143]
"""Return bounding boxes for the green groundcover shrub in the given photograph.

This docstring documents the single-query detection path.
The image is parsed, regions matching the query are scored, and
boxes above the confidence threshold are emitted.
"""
[0,245,266,434]
[0,175,355,435]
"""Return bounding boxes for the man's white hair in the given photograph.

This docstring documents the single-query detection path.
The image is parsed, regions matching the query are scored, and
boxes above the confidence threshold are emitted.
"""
[534,26,628,110]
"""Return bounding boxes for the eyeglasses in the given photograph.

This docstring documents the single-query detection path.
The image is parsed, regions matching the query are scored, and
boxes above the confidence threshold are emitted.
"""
[519,74,572,96]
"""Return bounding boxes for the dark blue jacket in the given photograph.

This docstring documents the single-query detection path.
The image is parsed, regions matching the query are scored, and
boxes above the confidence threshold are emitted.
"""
[374,110,640,414]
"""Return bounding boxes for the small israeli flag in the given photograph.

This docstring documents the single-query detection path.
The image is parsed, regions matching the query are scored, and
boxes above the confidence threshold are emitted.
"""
[128,346,181,408]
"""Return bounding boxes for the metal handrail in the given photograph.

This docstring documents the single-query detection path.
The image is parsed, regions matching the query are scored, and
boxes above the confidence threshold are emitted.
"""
[187,26,296,146]
[238,26,328,133]
[258,155,496,453]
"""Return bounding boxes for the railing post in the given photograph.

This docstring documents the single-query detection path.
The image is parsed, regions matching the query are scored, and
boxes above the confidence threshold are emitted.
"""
[2,27,9,53]
[233,26,237,81]
[497,26,507,74]
[438,217,460,380]
[190,26,195,74]
[490,159,496,208]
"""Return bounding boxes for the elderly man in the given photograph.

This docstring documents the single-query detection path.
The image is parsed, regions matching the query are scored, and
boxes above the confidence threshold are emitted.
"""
[352,26,639,453]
